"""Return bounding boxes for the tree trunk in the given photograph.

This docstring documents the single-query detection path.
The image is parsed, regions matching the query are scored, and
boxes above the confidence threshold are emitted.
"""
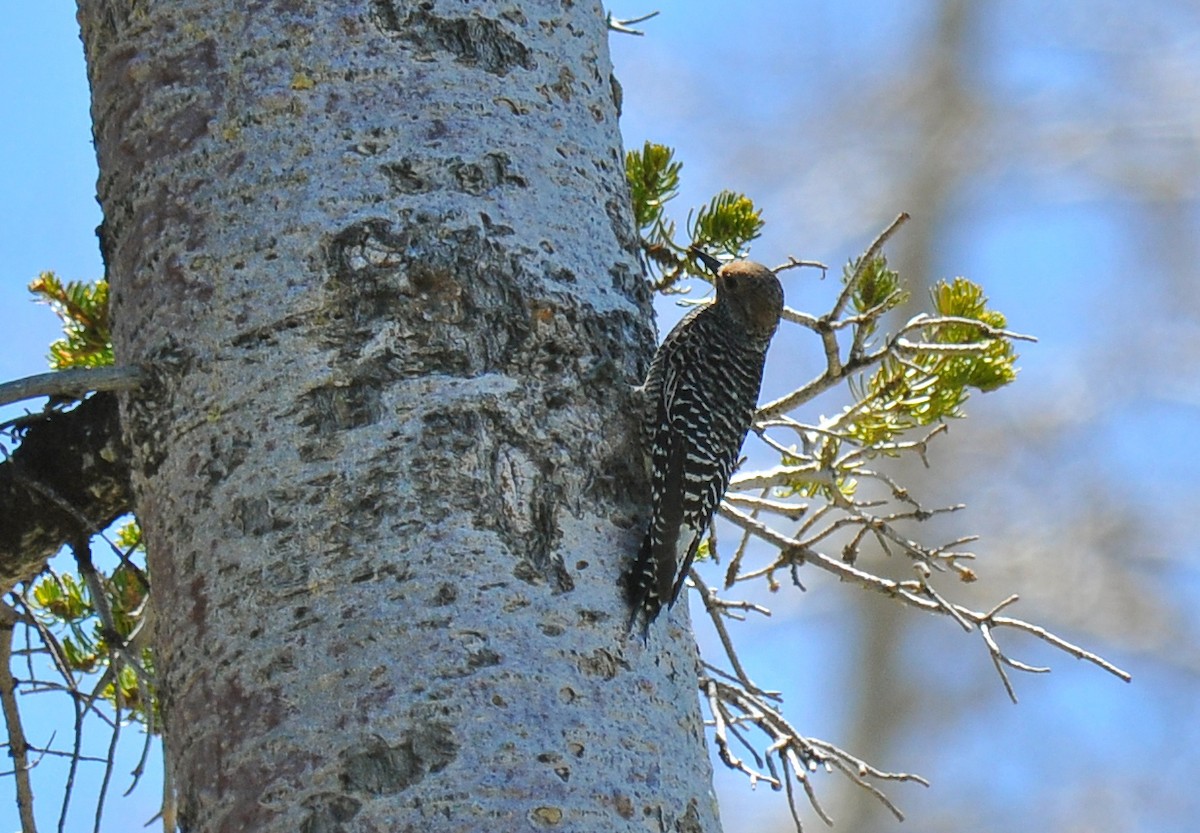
[76,1,719,830]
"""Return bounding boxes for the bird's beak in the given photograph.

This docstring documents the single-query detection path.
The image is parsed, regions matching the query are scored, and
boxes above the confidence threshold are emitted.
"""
[689,247,724,275]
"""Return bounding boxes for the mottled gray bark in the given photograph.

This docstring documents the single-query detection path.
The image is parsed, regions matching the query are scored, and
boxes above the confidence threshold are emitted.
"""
[76,1,719,831]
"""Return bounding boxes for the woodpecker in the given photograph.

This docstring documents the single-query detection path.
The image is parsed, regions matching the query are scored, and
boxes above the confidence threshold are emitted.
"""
[627,252,784,634]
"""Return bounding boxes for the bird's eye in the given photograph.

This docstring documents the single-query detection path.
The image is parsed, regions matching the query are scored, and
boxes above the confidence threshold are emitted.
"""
[725,276,740,290]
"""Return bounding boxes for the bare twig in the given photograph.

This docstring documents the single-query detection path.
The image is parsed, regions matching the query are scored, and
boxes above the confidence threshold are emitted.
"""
[773,257,829,277]
[4,539,158,832]
[691,572,770,697]
[727,461,823,492]
[0,366,143,409]
[723,491,809,521]
[895,313,1038,344]
[833,212,911,320]
[606,10,660,35]
[756,314,894,420]
[92,692,121,833]
[702,676,780,789]
[699,672,928,832]
[0,603,39,833]
[716,504,1132,690]
[58,668,86,833]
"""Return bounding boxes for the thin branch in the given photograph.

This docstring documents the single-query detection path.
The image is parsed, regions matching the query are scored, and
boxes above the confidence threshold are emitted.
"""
[831,213,910,319]
[19,746,105,765]
[723,488,766,588]
[702,677,780,790]
[773,257,829,277]
[717,504,1132,689]
[722,492,808,521]
[0,603,39,833]
[606,10,660,35]
[92,692,121,833]
[701,673,927,831]
[12,593,78,700]
[987,609,1131,682]
[691,571,770,697]
[833,422,949,468]
[895,313,1039,343]
[58,671,86,833]
[122,621,157,796]
[0,366,143,409]
[780,307,821,328]
[755,330,889,420]
[758,215,1038,424]
[728,462,823,492]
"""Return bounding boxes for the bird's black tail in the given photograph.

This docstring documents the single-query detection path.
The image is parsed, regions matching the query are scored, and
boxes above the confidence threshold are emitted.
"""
[625,533,668,639]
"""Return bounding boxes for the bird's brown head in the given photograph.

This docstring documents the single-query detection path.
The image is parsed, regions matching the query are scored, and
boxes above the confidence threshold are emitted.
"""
[713,259,784,338]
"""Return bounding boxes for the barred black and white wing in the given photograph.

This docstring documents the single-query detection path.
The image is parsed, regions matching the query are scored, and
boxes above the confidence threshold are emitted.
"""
[626,303,770,633]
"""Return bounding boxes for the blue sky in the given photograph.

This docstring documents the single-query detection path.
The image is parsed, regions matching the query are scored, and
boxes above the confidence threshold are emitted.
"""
[1,6,102,388]
[3,2,1199,832]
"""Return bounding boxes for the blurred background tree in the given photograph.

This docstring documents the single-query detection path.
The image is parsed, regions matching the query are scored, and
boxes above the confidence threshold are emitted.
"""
[1,1,1196,831]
